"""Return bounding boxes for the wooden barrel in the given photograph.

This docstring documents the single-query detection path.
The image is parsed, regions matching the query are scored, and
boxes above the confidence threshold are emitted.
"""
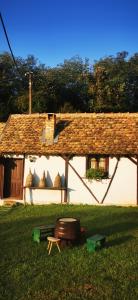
[54,217,81,241]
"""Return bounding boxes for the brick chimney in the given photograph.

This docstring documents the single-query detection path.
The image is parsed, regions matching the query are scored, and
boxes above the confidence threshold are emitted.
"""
[45,113,56,145]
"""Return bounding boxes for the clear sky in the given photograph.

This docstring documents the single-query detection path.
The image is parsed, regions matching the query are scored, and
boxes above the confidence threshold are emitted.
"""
[0,0,138,67]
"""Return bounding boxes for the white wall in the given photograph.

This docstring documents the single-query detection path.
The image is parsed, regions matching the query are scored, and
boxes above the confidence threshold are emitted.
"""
[24,155,65,204]
[68,157,137,205]
[24,155,137,206]
[24,188,65,205]
[104,157,137,205]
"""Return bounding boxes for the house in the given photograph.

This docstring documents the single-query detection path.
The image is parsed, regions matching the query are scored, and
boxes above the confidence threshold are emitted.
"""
[0,112,138,206]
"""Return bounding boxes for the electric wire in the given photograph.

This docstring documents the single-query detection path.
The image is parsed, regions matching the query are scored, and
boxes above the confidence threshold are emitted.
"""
[0,12,88,85]
[0,12,23,79]
[0,12,18,69]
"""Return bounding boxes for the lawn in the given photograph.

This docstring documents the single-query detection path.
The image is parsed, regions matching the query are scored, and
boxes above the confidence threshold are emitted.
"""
[0,204,138,300]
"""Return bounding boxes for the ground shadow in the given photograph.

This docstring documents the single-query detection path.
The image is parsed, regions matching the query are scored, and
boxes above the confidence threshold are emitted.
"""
[105,234,135,248]
[0,205,137,249]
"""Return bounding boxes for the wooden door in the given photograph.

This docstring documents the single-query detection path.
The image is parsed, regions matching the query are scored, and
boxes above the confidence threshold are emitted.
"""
[4,159,23,199]
[0,161,4,198]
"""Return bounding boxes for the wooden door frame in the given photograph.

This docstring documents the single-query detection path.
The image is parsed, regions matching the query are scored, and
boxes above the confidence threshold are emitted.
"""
[3,157,24,199]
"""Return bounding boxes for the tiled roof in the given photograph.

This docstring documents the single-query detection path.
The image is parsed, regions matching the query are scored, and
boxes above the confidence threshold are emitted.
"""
[0,113,138,156]
[0,122,6,136]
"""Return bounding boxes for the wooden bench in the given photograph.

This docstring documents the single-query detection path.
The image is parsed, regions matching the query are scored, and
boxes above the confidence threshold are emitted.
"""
[32,225,55,243]
[86,234,106,253]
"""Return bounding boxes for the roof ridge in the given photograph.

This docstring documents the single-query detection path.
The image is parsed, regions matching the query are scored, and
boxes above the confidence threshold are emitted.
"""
[10,112,138,119]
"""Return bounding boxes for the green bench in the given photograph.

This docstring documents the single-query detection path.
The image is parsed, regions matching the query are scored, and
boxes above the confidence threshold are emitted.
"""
[32,224,55,243]
[86,234,106,253]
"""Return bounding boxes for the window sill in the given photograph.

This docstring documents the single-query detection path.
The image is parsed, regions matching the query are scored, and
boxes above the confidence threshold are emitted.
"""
[82,177,110,181]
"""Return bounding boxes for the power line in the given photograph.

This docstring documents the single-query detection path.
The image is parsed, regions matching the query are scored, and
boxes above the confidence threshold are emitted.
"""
[0,12,21,77]
[0,12,34,114]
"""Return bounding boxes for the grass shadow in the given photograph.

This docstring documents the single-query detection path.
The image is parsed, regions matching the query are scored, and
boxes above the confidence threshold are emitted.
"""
[105,234,135,248]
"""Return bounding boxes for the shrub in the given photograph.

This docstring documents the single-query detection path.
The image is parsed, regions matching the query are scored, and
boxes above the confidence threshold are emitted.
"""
[86,168,108,180]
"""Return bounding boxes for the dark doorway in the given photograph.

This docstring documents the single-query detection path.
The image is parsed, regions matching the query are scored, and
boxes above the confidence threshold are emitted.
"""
[3,158,23,199]
[0,158,4,198]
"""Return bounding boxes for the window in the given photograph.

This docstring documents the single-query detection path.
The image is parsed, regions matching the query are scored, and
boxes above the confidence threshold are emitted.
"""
[86,156,109,179]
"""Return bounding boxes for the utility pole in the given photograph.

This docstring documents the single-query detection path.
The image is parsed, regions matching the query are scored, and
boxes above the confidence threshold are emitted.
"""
[25,72,33,114]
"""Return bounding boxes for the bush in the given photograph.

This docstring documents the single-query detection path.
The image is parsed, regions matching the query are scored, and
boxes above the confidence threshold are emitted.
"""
[86,168,108,180]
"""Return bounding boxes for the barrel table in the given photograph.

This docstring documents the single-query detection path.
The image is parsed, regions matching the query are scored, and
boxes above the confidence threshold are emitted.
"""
[54,217,81,245]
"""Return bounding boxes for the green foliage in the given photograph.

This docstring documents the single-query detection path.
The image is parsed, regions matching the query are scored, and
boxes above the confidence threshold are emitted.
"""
[88,51,138,113]
[86,168,108,180]
[0,204,137,300]
[0,51,138,120]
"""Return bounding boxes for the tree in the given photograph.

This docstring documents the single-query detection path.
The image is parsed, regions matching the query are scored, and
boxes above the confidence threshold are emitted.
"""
[88,52,138,112]
[47,56,90,112]
[0,51,138,121]
[0,52,20,120]
[127,53,138,111]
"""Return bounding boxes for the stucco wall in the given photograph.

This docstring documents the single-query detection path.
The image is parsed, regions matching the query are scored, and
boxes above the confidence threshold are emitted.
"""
[68,157,137,205]
[24,155,65,204]
[24,155,137,206]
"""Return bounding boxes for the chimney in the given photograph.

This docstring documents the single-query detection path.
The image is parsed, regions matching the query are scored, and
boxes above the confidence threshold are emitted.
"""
[45,113,56,145]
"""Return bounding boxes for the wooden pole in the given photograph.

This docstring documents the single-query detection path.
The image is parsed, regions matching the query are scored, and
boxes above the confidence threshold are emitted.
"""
[29,72,32,114]
[64,157,69,203]
[25,72,33,114]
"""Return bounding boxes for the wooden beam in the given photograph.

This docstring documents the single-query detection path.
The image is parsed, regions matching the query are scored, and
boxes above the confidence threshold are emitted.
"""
[127,157,137,165]
[64,157,69,203]
[101,159,119,204]
[127,156,138,205]
[67,160,99,204]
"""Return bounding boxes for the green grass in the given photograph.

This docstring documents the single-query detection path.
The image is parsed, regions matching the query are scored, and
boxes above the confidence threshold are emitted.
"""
[0,204,138,300]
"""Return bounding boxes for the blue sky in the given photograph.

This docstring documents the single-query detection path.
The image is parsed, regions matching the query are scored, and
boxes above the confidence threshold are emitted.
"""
[0,0,138,67]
